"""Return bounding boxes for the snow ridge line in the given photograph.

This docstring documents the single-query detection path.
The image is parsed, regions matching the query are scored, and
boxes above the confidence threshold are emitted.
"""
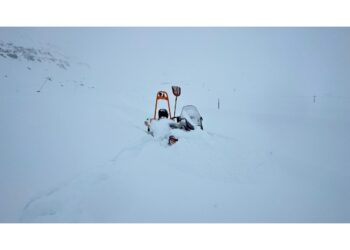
[111,137,152,163]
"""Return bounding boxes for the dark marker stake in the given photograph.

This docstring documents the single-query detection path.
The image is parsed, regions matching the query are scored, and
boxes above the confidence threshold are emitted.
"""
[36,77,52,93]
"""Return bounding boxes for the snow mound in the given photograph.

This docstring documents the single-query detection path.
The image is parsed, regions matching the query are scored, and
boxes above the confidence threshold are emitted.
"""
[150,119,173,141]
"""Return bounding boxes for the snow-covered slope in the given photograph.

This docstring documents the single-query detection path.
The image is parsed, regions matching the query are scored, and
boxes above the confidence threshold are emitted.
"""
[1,28,350,222]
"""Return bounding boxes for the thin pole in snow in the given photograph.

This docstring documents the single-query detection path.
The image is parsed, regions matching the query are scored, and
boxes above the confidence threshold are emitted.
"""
[313,95,316,103]
[218,98,220,110]
[36,77,52,93]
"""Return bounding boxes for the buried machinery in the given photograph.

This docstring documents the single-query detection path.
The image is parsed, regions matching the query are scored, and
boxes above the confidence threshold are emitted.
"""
[144,86,203,145]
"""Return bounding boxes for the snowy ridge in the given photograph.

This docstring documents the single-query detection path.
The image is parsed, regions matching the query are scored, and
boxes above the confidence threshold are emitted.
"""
[0,40,70,70]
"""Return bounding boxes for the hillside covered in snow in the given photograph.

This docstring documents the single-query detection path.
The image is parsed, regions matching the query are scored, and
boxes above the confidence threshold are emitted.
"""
[1,28,350,222]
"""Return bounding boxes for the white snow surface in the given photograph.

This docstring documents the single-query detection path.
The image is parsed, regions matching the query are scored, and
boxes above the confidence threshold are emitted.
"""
[1,28,350,222]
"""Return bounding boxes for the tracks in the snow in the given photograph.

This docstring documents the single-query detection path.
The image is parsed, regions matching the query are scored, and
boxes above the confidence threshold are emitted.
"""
[20,133,152,222]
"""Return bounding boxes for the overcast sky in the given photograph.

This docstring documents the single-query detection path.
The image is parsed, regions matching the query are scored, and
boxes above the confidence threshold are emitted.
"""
[1,28,350,97]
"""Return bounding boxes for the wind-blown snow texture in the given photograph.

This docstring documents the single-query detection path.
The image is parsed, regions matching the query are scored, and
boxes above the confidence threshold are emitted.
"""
[1,28,350,222]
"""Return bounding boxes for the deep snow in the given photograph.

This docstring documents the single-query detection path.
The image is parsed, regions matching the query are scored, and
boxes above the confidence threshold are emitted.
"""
[1,28,350,222]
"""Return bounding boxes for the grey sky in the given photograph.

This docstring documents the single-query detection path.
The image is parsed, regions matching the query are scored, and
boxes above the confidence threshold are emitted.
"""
[1,28,350,97]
